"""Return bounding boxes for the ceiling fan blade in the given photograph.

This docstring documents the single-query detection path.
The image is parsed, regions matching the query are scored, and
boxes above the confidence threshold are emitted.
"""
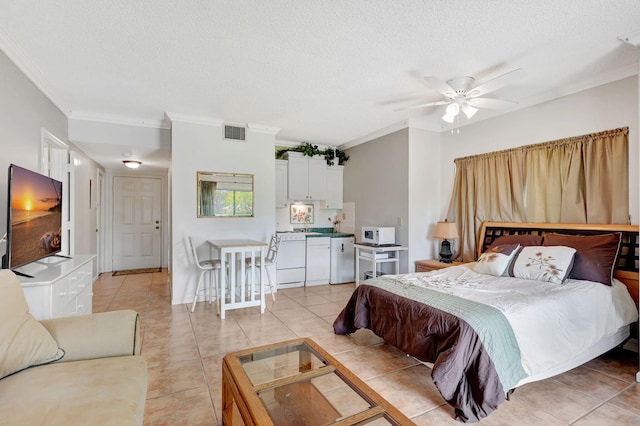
[467,97,518,109]
[393,99,451,111]
[423,76,457,98]
[466,68,525,98]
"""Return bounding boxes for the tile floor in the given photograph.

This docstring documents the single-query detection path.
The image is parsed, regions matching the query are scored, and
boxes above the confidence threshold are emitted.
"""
[92,270,640,425]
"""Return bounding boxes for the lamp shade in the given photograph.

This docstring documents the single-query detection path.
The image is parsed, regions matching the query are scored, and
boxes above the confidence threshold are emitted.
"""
[433,221,459,240]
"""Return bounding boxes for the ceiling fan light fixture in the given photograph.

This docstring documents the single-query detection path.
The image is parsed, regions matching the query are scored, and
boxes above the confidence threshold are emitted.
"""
[442,103,460,123]
[461,103,478,119]
[123,160,142,169]
[442,113,455,123]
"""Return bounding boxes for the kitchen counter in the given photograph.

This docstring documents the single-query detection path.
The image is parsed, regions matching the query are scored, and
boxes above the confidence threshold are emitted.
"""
[305,232,354,238]
[280,227,354,238]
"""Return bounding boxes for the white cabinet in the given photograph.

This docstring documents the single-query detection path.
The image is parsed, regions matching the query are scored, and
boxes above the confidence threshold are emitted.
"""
[286,152,327,201]
[275,160,289,208]
[18,255,96,320]
[320,166,344,209]
[305,237,331,286]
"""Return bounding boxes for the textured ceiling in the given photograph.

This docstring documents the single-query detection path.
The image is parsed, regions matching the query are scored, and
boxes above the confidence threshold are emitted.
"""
[0,1,639,170]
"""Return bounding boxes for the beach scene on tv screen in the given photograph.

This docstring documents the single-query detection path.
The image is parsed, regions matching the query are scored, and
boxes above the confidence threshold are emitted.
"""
[10,166,62,267]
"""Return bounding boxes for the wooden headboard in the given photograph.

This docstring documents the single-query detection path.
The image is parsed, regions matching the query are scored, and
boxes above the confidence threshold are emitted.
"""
[477,222,639,310]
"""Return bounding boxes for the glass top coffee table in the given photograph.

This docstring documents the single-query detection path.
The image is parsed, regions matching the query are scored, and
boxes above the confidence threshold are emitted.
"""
[222,337,414,425]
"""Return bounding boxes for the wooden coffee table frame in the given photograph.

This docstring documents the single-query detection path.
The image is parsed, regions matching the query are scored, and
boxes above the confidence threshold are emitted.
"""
[222,337,414,425]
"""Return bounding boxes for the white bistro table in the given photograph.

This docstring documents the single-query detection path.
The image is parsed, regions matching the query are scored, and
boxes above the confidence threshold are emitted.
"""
[354,243,408,286]
[208,239,267,319]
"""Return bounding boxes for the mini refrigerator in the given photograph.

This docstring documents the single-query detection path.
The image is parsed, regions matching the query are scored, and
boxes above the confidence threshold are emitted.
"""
[330,237,355,284]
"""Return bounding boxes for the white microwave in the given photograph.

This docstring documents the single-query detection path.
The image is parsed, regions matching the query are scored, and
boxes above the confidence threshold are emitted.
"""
[361,226,395,245]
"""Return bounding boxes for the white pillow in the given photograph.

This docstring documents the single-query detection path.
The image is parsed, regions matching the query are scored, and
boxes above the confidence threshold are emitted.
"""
[511,246,576,284]
[474,243,520,276]
[0,270,64,379]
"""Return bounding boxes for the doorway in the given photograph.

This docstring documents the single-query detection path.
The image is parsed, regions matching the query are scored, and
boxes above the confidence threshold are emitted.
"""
[112,176,162,271]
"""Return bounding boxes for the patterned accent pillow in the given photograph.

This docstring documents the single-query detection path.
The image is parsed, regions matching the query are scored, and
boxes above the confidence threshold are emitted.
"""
[510,246,576,284]
[474,243,520,276]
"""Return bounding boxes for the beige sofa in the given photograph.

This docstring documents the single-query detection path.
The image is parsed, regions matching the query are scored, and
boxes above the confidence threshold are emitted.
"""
[0,270,147,425]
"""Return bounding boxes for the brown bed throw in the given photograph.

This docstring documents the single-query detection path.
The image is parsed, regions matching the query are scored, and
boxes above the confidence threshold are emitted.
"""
[334,284,515,423]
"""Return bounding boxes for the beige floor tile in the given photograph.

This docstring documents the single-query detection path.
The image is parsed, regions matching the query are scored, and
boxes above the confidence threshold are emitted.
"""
[146,358,207,399]
[201,353,225,386]
[609,383,640,416]
[143,386,215,426]
[289,294,332,306]
[552,364,632,401]
[332,344,417,380]
[305,301,345,317]
[365,364,446,418]
[270,306,321,322]
[514,378,603,423]
[583,349,639,383]
[91,269,640,426]
[572,401,640,425]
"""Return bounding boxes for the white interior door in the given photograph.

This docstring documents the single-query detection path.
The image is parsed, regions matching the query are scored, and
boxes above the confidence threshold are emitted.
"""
[112,176,162,271]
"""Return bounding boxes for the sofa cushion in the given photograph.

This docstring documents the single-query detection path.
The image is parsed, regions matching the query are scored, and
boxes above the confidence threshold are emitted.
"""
[0,355,148,425]
[0,270,63,379]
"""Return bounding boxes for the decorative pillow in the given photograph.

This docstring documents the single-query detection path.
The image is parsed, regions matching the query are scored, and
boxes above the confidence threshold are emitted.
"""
[474,243,520,276]
[510,246,576,284]
[0,270,64,380]
[543,233,621,286]
[489,234,543,249]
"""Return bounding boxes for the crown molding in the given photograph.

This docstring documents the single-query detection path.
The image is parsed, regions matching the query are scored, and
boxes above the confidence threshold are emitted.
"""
[0,28,70,117]
[69,112,171,129]
[340,120,410,150]
[246,122,280,135]
[164,112,225,127]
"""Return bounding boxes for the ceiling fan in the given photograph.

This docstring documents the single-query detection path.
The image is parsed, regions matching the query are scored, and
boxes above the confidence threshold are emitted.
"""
[397,68,525,123]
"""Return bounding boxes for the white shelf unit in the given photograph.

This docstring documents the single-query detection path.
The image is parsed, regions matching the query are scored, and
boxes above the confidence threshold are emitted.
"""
[354,244,408,286]
[17,254,96,320]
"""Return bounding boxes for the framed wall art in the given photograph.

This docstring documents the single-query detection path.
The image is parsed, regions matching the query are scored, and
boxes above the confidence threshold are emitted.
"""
[290,204,314,224]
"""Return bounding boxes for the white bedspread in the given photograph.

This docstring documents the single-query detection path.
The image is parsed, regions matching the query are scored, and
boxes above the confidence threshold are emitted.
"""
[391,264,638,378]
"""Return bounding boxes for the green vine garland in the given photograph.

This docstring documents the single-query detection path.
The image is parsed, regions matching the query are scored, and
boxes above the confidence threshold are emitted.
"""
[275,142,349,166]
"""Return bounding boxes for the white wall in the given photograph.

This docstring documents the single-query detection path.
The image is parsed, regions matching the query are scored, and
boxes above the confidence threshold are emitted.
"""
[439,77,639,224]
[0,50,68,238]
[0,49,103,265]
[344,129,410,274]
[407,127,442,266]
[170,119,276,304]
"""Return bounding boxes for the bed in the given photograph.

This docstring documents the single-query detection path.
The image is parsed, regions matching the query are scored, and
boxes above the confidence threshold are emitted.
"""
[333,222,639,423]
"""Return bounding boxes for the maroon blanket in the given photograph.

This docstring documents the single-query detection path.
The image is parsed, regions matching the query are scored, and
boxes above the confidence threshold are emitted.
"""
[333,284,507,423]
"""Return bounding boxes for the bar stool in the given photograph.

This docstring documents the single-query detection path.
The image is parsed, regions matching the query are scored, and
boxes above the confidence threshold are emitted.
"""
[188,236,221,313]
[245,234,281,301]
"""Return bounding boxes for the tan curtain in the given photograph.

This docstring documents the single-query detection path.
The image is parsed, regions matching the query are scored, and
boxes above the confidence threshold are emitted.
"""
[448,149,525,262]
[447,127,628,262]
[522,128,628,223]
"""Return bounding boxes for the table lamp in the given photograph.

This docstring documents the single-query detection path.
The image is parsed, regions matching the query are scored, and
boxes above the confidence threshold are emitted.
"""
[433,220,459,263]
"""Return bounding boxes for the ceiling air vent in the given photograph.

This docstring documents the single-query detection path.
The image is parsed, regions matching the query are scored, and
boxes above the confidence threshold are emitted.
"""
[224,125,246,141]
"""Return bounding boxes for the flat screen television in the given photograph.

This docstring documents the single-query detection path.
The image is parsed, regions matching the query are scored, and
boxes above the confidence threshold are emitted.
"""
[3,164,64,271]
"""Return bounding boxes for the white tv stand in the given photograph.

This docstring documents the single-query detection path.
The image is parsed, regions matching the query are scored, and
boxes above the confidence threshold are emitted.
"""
[16,254,96,320]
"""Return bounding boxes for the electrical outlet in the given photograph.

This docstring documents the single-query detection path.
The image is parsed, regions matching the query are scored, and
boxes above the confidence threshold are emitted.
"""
[397,217,403,226]
[342,213,346,220]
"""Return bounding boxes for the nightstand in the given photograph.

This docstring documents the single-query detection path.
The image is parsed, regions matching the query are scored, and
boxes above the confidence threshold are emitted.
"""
[414,259,465,272]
